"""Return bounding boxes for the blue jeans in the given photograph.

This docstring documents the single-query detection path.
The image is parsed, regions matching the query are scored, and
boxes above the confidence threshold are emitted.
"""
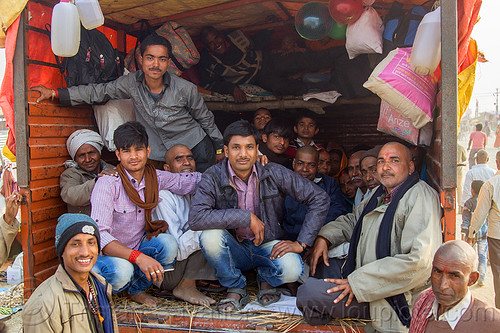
[477,237,488,283]
[93,233,178,294]
[200,229,303,289]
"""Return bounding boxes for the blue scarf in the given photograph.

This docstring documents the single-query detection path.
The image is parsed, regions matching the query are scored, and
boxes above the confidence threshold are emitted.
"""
[91,275,114,333]
[344,172,419,328]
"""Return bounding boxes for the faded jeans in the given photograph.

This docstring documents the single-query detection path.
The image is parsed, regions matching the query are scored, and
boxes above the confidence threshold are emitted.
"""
[200,229,303,289]
[93,233,178,294]
[477,237,488,283]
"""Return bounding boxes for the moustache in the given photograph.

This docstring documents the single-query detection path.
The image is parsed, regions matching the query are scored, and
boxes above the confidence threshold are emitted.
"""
[381,172,395,177]
[351,176,362,181]
[149,67,161,71]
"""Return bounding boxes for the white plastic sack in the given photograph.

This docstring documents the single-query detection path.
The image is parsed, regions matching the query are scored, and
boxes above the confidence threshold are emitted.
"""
[345,6,383,59]
[92,99,135,151]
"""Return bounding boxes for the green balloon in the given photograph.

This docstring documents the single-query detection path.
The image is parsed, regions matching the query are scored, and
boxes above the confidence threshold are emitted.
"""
[328,21,347,40]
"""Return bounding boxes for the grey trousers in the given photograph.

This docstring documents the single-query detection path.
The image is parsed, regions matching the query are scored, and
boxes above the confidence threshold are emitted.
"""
[160,250,217,291]
[296,277,370,326]
[488,237,500,308]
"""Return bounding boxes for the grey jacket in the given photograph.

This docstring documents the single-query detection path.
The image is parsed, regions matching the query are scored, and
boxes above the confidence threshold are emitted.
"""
[318,181,443,332]
[58,71,223,161]
[189,160,330,246]
[59,161,115,215]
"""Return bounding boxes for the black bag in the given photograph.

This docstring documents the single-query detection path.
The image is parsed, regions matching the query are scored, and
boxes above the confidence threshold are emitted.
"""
[61,25,124,87]
[380,1,430,58]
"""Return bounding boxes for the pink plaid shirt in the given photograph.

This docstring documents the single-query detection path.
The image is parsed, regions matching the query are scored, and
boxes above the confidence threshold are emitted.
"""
[91,168,201,250]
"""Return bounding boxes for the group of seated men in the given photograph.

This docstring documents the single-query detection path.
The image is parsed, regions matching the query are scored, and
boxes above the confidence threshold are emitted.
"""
[25,30,500,333]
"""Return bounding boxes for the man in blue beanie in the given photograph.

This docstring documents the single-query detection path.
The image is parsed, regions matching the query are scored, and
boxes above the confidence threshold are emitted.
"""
[23,213,118,333]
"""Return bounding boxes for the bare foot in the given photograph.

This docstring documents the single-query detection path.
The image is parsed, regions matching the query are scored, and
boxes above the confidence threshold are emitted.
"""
[173,279,216,306]
[127,292,159,307]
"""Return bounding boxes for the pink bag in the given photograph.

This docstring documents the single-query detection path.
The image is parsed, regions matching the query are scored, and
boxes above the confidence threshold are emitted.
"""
[156,21,200,76]
[377,100,432,146]
[364,47,438,129]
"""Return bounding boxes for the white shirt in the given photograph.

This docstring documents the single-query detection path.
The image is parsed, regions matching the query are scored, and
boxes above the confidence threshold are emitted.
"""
[354,187,367,208]
[152,190,201,261]
[427,289,472,330]
[462,164,496,205]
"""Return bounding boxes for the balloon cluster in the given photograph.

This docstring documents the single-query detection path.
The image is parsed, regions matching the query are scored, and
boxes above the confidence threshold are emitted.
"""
[295,0,363,40]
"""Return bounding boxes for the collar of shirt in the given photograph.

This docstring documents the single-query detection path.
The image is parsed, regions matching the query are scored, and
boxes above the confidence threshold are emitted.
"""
[427,289,472,330]
[313,175,322,184]
[227,160,258,189]
[383,181,405,204]
[123,168,145,191]
[295,138,316,148]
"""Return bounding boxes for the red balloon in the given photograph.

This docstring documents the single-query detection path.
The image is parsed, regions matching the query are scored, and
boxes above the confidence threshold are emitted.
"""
[328,0,363,25]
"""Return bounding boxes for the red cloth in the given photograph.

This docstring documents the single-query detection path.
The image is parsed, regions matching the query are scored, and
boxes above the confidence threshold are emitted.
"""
[469,131,487,149]
[409,289,435,333]
[457,0,482,69]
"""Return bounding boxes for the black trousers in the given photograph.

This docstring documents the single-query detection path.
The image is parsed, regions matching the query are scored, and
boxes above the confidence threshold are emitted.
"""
[297,277,371,325]
[191,134,216,173]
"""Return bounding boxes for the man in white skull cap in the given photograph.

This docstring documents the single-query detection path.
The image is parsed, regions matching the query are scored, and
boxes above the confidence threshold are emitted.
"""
[60,129,117,215]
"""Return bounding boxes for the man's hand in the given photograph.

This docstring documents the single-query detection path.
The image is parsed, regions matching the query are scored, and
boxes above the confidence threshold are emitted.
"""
[3,191,22,226]
[250,212,265,246]
[215,152,225,163]
[270,240,303,259]
[308,236,330,277]
[466,236,475,246]
[325,278,355,306]
[135,253,165,283]
[233,86,247,103]
[98,168,118,178]
[31,85,55,103]
[257,154,269,166]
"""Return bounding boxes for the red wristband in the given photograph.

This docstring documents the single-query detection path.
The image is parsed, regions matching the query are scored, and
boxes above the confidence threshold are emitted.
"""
[128,250,142,264]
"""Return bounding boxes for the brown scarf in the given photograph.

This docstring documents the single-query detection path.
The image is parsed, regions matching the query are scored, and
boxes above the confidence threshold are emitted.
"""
[116,162,168,239]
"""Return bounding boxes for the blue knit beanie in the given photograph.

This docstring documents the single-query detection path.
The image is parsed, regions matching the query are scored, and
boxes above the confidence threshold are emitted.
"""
[55,213,100,257]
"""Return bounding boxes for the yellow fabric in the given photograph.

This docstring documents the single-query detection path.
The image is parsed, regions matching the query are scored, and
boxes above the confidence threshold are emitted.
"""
[2,144,15,162]
[0,0,27,48]
[457,39,478,127]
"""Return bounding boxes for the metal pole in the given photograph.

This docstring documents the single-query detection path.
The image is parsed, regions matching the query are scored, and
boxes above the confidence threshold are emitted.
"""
[441,0,458,241]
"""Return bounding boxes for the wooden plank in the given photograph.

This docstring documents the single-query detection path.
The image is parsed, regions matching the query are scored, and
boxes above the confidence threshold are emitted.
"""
[30,157,67,167]
[34,244,57,267]
[30,165,65,181]
[30,145,68,159]
[29,116,92,126]
[31,184,60,202]
[33,224,57,245]
[32,264,58,289]
[29,124,90,138]
[32,204,66,223]
[28,100,92,118]
[30,197,65,211]
[29,137,68,145]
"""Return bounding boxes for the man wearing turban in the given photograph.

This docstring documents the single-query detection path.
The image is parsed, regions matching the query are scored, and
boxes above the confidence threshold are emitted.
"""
[60,129,117,215]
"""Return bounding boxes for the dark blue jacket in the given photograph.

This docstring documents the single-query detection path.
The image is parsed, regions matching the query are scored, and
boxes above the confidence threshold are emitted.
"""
[284,173,348,241]
[188,160,330,246]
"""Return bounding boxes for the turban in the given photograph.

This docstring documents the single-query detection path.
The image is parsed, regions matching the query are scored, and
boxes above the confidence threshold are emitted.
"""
[66,129,104,160]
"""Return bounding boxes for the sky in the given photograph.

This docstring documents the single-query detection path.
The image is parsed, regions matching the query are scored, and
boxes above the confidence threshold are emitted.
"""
[0,2,497,113]
[470,1,500,116]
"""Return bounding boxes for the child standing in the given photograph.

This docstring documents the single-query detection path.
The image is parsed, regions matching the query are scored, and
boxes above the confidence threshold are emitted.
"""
[462,180,488,286]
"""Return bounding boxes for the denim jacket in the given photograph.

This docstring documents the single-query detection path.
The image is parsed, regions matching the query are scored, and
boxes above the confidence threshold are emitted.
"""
[188,160,329,246]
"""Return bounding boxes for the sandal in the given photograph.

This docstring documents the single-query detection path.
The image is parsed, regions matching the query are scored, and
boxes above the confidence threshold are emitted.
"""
[257,288,282,306]
[216,288,250,312]
[196,280,227,293]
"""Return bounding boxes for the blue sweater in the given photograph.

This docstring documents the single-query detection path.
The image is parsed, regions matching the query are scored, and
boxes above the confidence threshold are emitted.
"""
[284,173,348,242]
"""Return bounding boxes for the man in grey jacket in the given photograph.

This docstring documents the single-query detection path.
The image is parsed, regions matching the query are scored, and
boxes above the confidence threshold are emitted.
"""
[33,34,223,172]
[189,120,329,312]
[298,142,442,332]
